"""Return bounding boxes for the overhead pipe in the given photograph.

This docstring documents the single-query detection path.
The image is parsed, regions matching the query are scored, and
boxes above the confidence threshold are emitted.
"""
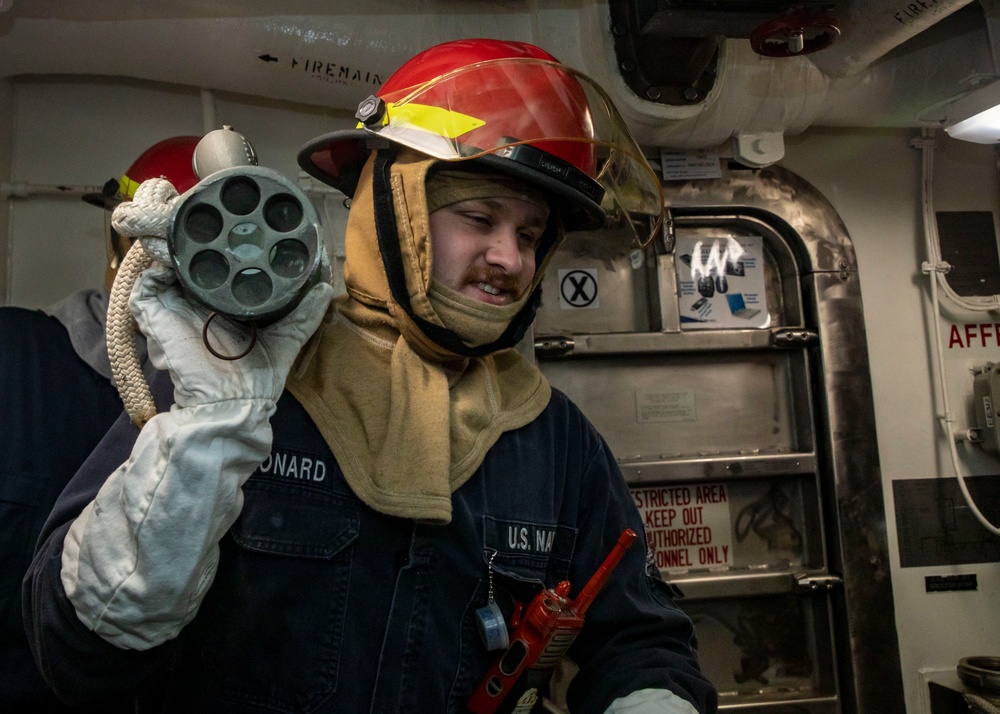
[1,182,104,198]
[814,5,996,128]
[0,2,480,116]
[808,0,976,78]
[981,0,1000,71]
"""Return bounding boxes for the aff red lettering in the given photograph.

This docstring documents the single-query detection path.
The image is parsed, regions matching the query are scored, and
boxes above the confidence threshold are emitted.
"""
[948,323,1000,349]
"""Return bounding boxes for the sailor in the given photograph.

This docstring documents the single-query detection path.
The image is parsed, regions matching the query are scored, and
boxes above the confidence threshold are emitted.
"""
[2,136,198,713]
[23,39,717,713]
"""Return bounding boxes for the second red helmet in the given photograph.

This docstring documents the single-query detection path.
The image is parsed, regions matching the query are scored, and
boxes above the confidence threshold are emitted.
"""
[83,135,201,209]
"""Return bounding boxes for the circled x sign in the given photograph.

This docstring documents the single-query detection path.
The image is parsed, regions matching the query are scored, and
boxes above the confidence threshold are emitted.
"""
[560,269,598,308]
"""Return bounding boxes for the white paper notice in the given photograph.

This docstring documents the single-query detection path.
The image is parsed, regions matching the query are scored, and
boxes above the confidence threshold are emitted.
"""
[635,390,696,423]
[659,150,723,181]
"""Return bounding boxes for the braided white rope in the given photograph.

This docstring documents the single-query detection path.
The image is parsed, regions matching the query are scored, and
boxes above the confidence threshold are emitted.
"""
[106,178,181,428]
[108,242,156,427]
[111,177,179,263]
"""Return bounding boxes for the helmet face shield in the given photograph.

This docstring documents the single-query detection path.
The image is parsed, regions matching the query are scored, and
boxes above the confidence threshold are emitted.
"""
[306,58,664,246]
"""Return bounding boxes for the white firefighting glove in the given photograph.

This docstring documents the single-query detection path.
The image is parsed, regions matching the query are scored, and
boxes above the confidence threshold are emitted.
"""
[604,689,699,714]
[60,263,334,650]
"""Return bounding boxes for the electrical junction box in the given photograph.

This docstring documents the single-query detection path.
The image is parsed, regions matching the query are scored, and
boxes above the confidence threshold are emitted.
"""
[973,362,1000,452]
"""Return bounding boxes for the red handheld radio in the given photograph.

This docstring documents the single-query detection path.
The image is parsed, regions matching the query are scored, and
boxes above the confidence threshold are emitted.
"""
[466,528,638,714]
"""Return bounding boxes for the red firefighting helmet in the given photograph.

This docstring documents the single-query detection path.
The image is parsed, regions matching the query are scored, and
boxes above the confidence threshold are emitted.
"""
[298,38,663,245]
[83,135,200,209]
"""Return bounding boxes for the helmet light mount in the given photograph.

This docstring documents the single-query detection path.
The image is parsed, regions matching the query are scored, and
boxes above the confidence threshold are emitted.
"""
[356,95,387,126]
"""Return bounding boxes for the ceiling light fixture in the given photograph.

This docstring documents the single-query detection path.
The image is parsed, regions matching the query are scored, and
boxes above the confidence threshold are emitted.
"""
[943,80,1000,143]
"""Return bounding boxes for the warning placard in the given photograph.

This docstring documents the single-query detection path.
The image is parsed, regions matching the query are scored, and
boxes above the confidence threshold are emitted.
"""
[632,483,733,572]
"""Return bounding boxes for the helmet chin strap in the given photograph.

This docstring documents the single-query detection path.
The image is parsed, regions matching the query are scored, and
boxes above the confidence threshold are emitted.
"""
[370,149,547,358]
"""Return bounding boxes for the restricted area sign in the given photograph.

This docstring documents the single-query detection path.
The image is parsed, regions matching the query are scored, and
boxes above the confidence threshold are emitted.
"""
[631,483,733,572]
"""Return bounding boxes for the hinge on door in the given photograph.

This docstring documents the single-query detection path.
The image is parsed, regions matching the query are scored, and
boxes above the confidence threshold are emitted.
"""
[771,328,820,348]
[534,336,575,357]
[660,208,675,254]
[795,573,843,593]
